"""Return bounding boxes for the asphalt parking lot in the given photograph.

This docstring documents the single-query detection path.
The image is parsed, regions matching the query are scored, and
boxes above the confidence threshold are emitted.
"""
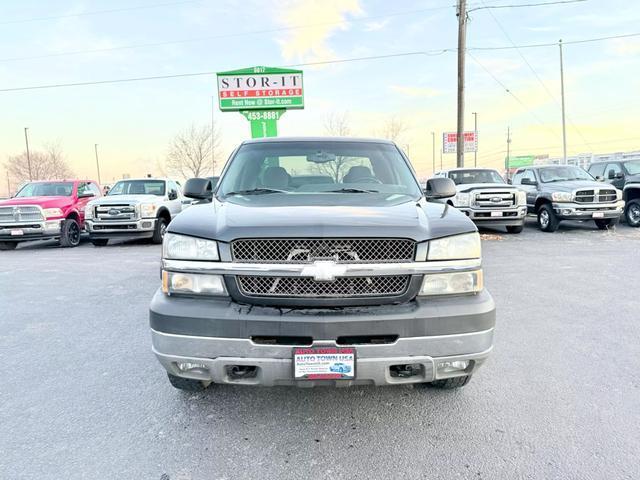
[1,219,639,480]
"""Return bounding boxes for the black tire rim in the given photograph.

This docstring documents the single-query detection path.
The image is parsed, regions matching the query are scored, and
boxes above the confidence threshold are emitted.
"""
[69,222,80,245]
[629,203,640,225]
[539,210,549,228]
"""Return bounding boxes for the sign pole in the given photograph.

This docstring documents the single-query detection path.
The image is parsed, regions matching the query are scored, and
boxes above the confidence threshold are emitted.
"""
[456,0,467,168]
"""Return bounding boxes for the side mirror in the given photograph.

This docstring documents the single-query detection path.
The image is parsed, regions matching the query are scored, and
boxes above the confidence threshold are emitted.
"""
[615,172,625,179]
[424,177,456,200]
[183,177,213,201]
[168,189,178,200]
[78,191,95,198]
[507,178,513,185]
[607,169,616,180]
[521,178,537,186]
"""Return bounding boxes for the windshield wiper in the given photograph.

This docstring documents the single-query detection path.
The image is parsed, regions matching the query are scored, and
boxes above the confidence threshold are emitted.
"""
[224,188,287,196]
[328,188,379,193]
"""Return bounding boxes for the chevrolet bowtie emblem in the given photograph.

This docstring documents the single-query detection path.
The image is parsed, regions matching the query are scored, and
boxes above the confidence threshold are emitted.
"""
[301,260,347,282]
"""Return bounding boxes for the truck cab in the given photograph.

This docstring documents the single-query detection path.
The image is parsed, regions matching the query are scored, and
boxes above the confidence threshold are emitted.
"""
[588,160,640,227]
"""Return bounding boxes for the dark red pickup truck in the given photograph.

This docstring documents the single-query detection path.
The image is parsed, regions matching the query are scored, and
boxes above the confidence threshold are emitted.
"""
[0,179,101,250]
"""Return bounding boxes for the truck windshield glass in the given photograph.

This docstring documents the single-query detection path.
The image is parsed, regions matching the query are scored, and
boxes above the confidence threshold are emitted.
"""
[539,166,593,183]
[218,141,422,198]
[449,170,505,185]
[625,161,640,175]
[108,180,166,196]
[15,182,73,197]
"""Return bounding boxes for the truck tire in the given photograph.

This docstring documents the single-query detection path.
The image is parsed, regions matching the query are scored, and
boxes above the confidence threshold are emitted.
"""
[625,199,640,227]
[595,218,616,230]
[429,375,472,389]
[59,218,81,247]
[167,373,210,391]
[506,225,524,234]
[91,239,109,247]
[151,217,168,244]
[0,241,17,250]
[537,204,559,232]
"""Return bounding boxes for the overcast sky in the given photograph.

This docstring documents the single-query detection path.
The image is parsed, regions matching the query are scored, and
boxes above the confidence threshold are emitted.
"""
[1,0,639,190]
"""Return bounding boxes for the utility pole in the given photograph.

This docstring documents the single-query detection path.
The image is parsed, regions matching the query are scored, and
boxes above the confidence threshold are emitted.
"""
[94,144,102,185]
[559,39,567,165]
[431,132,436,173]
[456,0,467,168]
[24,127,32,181]
[472,112,478,167]
[505,127,511,179]
[211,95,216,175]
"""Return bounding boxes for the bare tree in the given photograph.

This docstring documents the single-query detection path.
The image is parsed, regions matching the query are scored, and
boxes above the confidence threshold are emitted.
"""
[324,111,351,137]
[5,142,74,185]
[378,116,407,142]
[166,124,221,179]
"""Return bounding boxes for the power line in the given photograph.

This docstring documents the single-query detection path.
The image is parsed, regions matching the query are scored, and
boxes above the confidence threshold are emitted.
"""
[0,5,456,64]
[470,32,640,50]
[468,0,586,12]
[0,0,203,25]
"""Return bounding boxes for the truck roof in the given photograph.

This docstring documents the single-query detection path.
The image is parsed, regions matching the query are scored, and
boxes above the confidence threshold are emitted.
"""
[28,179,97,183]
[113,177,172,182]
[241,136,396,145]
[442,167,499,172]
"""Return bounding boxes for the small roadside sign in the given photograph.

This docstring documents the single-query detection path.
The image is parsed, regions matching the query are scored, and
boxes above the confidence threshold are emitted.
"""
[443,132,478,154]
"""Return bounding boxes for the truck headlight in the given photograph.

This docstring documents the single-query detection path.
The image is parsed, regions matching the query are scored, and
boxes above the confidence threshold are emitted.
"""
[420,270,483,296]
[85,205,94,219]
[428,232,481,261]
[551,192,572,202]
[453,192,470,207]
[162,271,226,296]
[616,189,623,200]
[516,191,526,206]
[163,233,219,261]
[140,203,157,217]
[42,208,63,219]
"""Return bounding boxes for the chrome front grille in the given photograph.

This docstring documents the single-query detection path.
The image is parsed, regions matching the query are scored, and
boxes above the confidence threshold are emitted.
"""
[0,205,43,224]
[95,204,137,221]
[237,275,410,298]
[231,238,415,264]
[574,189,617,203]
[473,191,515,208]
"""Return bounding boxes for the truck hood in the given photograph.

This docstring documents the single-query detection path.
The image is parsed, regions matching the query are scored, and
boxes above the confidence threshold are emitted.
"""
[624,174,640,186]
[0,196,74,209]
[456,183,518,193]
[92,194,161,205]
[542,180,611,192]
[168,194,476,243]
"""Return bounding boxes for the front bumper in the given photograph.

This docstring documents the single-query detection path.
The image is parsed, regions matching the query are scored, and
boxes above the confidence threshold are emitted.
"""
[150,288,496,387]
[0,220,62,241]
[457,206,527,227]
[86,218,156,239]
[552,201,624,220]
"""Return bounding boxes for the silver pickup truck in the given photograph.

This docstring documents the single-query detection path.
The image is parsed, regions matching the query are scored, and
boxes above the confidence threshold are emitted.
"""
[150,138,495,392]
[85,178,189,246]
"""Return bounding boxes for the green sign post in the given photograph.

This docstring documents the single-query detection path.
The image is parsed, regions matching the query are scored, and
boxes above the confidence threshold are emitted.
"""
[216,66,304,138]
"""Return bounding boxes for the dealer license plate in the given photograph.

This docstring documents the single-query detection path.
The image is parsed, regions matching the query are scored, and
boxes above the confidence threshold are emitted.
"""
[293,347,356,380]
[490,211,503,217]
[592,212,605,218]
[10,229,24,236]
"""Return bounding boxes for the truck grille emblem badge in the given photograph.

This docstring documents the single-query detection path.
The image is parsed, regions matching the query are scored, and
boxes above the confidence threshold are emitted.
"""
[491,197,501,203]
[13,207,20,221]
[301,260,347,282]
[108,209,121,216]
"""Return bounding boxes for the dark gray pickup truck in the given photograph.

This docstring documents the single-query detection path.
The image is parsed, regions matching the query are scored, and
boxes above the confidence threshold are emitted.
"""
[150,137,495,391]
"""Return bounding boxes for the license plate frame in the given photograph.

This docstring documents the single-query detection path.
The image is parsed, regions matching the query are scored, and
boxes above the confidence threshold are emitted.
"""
[592,212,605,218]
[10,229,24,236]
[293,347,356,380]
[490,211,503,217]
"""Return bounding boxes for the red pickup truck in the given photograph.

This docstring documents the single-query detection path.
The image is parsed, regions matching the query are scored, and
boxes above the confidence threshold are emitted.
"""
[0,179,101,250]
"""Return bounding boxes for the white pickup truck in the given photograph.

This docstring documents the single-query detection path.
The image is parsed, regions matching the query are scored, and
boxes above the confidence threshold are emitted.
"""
[433,168,527,233]
[85,178,189,246]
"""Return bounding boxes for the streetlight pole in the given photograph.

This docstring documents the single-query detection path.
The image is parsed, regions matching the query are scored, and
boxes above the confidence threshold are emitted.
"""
[24,127,32,181]
[455,0,467,168]
[472,112,478,167]
[431,132,436,174]
[559,39,568,165]
[94,144,102,185]
[505,127,511,179]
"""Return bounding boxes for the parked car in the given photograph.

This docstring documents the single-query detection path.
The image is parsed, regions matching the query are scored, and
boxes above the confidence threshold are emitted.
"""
[433,168,526,233]
[85,178,188,246]
[512,165,624,232]
[0,179,101,250]
[150,137,495,392]
[588,159,640,227]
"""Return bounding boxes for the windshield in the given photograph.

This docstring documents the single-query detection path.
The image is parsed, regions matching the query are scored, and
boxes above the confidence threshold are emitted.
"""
[217,141,422,199]
[449,169,505,185]
[108,180,166,196]
[15,182,74,197]
[625,160,640,175]
[539,166,594,183]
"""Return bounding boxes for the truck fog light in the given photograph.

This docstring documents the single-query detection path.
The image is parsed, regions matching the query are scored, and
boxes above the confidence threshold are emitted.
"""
[419,270,483,296]
[142,221,152,228]
[437,360,469,374]
[162,271,227,296]
[44,221,60,231]
[176,362,208,373]
[562,209,572,215]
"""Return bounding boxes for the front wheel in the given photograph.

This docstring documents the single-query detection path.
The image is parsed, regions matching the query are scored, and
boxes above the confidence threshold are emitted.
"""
[595,218,616,230]
[625,199,640,227]
[0,241,17,250]
[59,219,81,247]
[537,204,559,232]
[167,373,210,391]
[506,225,524,234]
[151,217,168,244]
